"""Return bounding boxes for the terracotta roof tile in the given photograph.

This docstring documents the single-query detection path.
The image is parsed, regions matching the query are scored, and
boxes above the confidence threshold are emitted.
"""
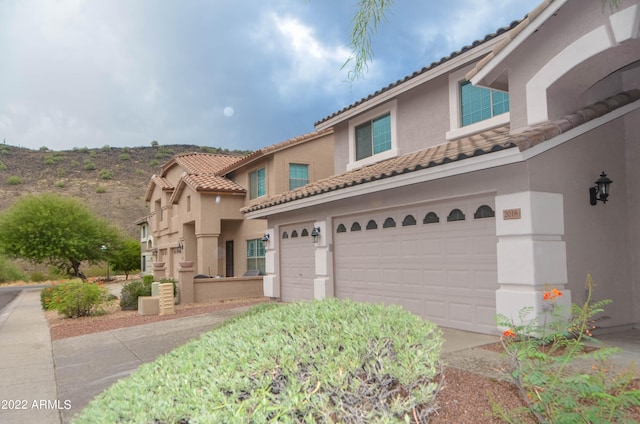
[182,174,246,193]
[162,153,242,176]
[243,89,639,214]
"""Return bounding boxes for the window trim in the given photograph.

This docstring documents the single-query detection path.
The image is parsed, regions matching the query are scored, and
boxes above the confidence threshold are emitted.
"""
[249,167,266,199]
[347,100,398,171]
[446,65,509,141]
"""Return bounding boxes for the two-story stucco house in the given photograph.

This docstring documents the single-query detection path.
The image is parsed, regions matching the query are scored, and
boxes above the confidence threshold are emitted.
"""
[143,128,334,302]
[243,0,640,335]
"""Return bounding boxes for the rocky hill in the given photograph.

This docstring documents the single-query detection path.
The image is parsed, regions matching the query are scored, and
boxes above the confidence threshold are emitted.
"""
[0,143,249,238]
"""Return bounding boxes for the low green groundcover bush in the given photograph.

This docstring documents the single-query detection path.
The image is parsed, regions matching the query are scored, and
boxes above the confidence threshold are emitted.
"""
[74,300,443,423]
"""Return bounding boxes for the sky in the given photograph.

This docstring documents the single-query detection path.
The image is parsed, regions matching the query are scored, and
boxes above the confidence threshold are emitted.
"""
[0,0,541,152]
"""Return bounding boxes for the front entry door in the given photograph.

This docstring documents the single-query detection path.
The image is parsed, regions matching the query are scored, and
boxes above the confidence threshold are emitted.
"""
[225,241,234,277]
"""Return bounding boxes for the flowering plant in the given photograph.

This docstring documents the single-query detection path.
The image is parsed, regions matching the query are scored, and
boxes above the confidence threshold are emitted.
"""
[494,275,639,423]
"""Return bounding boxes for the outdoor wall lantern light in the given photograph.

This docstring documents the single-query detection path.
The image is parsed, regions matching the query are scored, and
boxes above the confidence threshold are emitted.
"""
[589,171,613,206]
[261,233,270,249]
[176,241,184,253]
[311,227,321,244]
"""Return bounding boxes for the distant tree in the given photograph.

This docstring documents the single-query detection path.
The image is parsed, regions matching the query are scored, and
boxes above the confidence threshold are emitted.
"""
[151,140,159,147]
[0,193,123,278]
[108,238,141,280]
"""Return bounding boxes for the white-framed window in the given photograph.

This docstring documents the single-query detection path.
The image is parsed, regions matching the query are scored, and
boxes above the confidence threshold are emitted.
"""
[289,163,309,190]
[246,239,266,275]
[249,167,266,199]
[447,65,510,140]
[347,100,398,171]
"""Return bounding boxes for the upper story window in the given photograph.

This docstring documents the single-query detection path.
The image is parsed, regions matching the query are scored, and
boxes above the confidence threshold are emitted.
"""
[289,164,309,190]
[140,224,147,239]
[460,81,509,127]
[249,168,266,199]
[447,66,510,141]
[356,113,391,160]
[348,100,398,171]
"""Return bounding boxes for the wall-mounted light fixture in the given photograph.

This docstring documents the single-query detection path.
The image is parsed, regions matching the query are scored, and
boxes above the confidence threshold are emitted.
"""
[589,172,612,206]
[261,233,270,249]
[311,227,321,244]
[176,241,184,253]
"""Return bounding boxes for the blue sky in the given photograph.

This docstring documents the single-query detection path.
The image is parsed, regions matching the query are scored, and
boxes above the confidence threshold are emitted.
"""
[0,0,541,152]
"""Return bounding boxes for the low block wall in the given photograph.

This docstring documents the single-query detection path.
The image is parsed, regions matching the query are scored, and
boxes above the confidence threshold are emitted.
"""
[193,276,264,303]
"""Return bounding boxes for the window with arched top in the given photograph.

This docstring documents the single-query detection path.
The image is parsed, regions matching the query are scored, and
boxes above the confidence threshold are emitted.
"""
[423,212,440,224]
[291,230,299,238]
[336,224,347,233]
[402,215,416,226]
[447,208,466,222]
[282,232,289,239]
[474,205,495,219]
[301,228,309,236]
[383,218,396,228]
[366,220,378,230]
[351,222,362,232]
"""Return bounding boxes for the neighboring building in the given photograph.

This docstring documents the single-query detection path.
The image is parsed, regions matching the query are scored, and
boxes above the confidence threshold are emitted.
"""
[142,128,334,286]
[243,0,640,334]
[135,214,154,277]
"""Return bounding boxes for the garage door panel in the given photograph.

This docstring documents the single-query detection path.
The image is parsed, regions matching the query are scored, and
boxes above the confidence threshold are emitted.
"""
[280,223,315,302]
[334,197,498,334]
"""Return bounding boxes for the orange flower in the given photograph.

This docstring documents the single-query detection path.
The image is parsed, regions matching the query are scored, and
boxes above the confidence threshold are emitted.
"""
[503,329,517,338]
[543,288,563,301]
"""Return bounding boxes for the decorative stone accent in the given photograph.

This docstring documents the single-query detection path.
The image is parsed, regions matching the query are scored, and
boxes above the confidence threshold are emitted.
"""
[159,283,175,315]
[138,296,160,316]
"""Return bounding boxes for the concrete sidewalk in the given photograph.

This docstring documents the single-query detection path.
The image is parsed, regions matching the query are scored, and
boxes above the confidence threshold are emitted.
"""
[0,289,61,424]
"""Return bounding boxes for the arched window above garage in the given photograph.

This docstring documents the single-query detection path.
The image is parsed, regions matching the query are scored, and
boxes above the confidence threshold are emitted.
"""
[383,218,396,228]
[474,205,495,219]
[291,230,299,238]
[301,228,309,236]
[366,220,378,230]
[336,224,347,233]
[282,232,289,239]
[351,222,362,232]
[423,212,440,224]
[447,208,466,222]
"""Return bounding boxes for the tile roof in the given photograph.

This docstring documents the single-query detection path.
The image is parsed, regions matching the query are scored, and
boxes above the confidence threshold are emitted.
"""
[162,153,243,176]
[242,89,639,214]
[314,20,523,127]
[218,128,333,175]
[182,174,246,194]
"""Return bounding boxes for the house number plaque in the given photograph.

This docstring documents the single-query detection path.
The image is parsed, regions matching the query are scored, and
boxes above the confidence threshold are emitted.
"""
[503,208,521,220]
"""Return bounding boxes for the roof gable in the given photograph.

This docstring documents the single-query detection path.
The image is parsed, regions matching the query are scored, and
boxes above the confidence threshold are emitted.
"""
[161,152,242,176]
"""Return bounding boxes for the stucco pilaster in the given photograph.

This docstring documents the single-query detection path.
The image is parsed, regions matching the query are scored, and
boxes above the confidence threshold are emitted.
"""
[196,233,220,277]
[262,228,280,298]
[313,221,333,300]
[495,191,572,328]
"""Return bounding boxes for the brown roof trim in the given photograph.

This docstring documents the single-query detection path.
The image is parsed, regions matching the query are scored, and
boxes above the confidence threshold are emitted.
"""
[314,20,524,127]
[217,128,334,176]
[243,89,639,214]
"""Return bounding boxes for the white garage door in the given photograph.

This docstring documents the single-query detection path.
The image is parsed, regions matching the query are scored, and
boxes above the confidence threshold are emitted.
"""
[334,197,498,334]
[280,222,316,302]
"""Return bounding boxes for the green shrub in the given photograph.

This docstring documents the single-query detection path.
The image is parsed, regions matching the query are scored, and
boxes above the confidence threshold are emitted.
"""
[135,168,144,176]
[6,175,22,185]
[0,256,26,283]
[119,153,130,161]
[119,279,151,310]
[55,181,65,188]
[142,275,154,284]
[70,159,80,167]
[42,280,109,318]
[75,300,443,423]
[95,185,106,193]
[56,167,66,177]
[83,160,96,171]
[0,160,6,170]
[44,156,55,165]
[30,270,47,282]
[102,145,110,152]
[149,159,159,167]
[98,169,112,180]
[39,146,49,151]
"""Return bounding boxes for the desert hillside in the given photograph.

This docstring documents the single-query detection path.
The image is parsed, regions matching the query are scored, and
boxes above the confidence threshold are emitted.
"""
[0,143,249,238]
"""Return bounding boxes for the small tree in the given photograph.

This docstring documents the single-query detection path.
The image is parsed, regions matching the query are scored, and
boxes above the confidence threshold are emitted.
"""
[0,193,123,278]
[109,238,141,280]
